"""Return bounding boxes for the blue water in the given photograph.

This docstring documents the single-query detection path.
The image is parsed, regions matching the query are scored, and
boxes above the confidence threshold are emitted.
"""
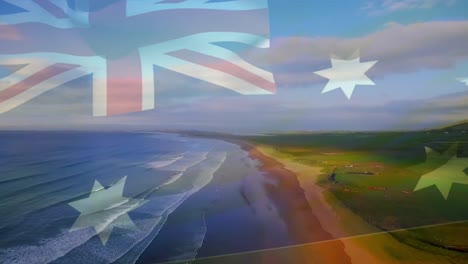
[0,131,236,264]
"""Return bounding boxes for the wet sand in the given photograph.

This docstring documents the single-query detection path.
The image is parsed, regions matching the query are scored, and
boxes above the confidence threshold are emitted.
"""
[239,142,352,264]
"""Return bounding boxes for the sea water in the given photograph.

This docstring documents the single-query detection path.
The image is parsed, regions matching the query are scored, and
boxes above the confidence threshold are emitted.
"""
[0,131,235,264]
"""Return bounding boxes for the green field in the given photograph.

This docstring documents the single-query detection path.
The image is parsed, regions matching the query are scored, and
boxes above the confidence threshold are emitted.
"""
[241,125,468,258]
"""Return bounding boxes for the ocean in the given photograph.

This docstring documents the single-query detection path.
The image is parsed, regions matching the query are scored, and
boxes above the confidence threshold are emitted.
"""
[0,131,290,264]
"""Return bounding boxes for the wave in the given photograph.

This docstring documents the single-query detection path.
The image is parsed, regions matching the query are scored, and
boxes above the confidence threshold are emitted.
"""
[130,152,227,264]
[0,168,183,231]
[0,192,179,264]
[191,212,208,262]
[160,172,184,188]
[0,224,101,264]
[0,161,107,199]
[74,198,147,238]
[149,152,209,172]
[110,158,220,262]
[0,156,93,184]
[0,140,228,264]
[0,165,111,226]
[3,151,203,215]
[49,189,194,263]
[147,156,184,169]
[167,211,208,263]
[102,152,227,264]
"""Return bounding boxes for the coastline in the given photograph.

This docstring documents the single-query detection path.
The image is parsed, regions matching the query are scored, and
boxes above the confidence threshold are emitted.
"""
[248,144,385,263]
[234,140,353,264]
[127,134,468,264]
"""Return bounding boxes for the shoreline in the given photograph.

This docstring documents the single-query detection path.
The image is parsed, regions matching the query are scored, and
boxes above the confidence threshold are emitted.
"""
[235,141,353,264]
[248,144,386,263]
[229,139,397,264]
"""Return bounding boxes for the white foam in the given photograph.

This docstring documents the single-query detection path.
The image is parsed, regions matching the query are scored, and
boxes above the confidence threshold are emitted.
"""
[118,152,227,264]
[0,152,227,264]
[148,152,208,172]
[161,172,184,187]
[147,156,183,169]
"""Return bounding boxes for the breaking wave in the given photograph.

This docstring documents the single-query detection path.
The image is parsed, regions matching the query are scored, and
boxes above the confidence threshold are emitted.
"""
[0,146,227,264]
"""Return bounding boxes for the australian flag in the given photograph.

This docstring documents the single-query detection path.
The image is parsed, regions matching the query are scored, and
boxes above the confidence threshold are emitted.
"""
[0,0,275,116]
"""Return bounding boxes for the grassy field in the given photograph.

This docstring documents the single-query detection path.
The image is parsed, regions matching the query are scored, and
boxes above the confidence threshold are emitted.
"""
[241,127,468,259]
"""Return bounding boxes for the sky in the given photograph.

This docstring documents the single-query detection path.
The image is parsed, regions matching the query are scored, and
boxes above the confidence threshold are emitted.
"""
[0,0,468,133]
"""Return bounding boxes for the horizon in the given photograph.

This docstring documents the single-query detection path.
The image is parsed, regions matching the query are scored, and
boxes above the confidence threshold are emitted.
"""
[0,118,465,136]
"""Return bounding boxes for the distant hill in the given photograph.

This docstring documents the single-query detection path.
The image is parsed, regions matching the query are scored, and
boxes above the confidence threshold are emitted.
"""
[433,120,468,132]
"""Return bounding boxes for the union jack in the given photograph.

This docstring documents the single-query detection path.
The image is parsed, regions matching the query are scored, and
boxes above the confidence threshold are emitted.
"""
[0,0,275,116]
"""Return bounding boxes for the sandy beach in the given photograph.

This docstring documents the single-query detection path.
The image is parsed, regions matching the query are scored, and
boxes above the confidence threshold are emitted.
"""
[245,144,353,264]
[249,144,386,264]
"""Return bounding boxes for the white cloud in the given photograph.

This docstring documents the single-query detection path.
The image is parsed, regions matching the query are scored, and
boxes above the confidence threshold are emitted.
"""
[258,20,468,87]
[361,0,457,15]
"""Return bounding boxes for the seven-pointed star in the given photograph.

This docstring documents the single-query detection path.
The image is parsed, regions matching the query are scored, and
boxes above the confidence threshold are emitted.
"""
[413,146,468,199]
[314,55,377,99]
[68,176,147,245]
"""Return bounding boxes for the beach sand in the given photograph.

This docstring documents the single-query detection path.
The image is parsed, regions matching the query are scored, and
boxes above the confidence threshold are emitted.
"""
[245,144,352,264]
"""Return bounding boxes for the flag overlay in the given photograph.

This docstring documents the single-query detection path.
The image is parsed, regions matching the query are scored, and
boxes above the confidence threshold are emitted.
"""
[0,0,275,116]
[0,1,467,264]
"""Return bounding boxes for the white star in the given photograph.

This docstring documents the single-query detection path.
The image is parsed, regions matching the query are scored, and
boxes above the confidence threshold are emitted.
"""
[314,54,377,99]
[68,176,147,245]
[457,77,468,85]
[413,146,468,200]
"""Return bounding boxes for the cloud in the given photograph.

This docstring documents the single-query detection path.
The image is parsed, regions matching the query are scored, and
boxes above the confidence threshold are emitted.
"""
[361,0,457,15]
[257,20,468,88]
